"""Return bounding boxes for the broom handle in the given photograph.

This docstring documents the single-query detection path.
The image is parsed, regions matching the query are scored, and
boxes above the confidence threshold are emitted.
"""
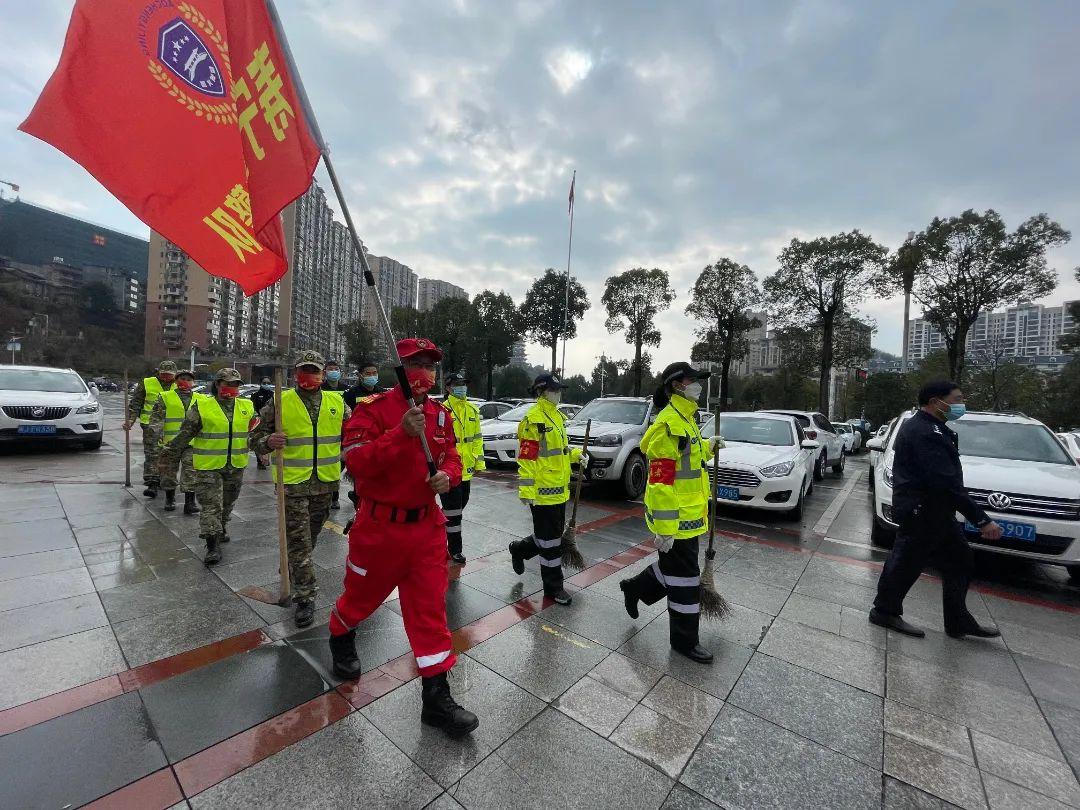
[568,419,591,530]
[273,369,291,604]
[706,414,720,559]
[123,370,131,488]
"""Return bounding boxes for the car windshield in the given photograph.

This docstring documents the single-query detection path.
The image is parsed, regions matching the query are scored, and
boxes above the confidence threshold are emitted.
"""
[951,419,1073,465]
[768,411,811,428]
[572,399,649,425]
[714,416,795,447]
[0,369,86,393]
[832,424,850,433]
[498,404,533,421]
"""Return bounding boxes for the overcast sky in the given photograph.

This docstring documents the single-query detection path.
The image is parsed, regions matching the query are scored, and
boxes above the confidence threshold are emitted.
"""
[3,0,1079,374]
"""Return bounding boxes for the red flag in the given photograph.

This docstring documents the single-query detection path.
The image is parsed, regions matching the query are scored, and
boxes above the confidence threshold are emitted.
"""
[19,0,322,295]
[568,170,575,215]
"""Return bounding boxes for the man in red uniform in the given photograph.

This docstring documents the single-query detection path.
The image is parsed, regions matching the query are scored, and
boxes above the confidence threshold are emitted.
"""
[328,337,479,737]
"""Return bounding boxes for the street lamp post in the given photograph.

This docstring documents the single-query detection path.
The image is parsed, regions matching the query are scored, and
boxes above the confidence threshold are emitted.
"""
[900,230,916,375]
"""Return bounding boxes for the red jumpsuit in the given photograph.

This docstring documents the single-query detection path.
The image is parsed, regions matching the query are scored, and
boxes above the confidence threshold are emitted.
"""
[330,388,462,678]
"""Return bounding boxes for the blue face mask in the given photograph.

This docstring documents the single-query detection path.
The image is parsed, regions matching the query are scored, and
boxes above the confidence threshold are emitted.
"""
[946,403,966,422]
[261,383,272,390]
[326,370,341,383]
[362,375,378,388]
[450,386,467,398]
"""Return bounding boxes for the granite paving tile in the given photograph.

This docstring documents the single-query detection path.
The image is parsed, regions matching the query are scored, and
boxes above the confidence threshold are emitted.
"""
[840,605,888,649]
[0,625,128,711]
[92,566,159,591]
[882,774,962,809]
[362,654,545,787]
[758,617,885,695]
[660,785,722,809]
[641,675,723,734]
[553,674,637,737]
[188,713,441,809]
[453,708,673,810]
[285,605,411,685]
[777,591,843,633]
[1014,653,1080,712]
[1040,700,1080,775]
[112,598,266,667]
[711,571,793,616]
[998,620,1080,670]
[587,651,664,701]
[458,564,545,604]
[884,700,975,764]
[209,552,286,590]
[681,704,881,809]
[426,793,466,810]
[884,733,986,810]
[0,504,65,523]
[610,703,702,778]
[442,581,511,631]
[886,627,1025,694]
[100,569,239,622]
[982,594,1080,641]
[803,555,882,589]
[1,519,77,557]
[538,587,649,650]
[0,547,84,582]
[0,591,107,654]
[719,545,809,589]
[729,652,883,767]
[981,773,1075,810]
[793,565,879,611]
[971,730,1080,806]
[0,566,94,612]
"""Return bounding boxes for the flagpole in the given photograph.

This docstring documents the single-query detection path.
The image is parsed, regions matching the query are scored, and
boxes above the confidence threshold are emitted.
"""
[561,170,575,375]
[266,0,437,476]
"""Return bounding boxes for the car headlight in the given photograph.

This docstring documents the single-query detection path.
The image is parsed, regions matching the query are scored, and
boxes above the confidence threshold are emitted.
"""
[882,466,893,487]
[592,434,623,447]
[759,460,795,478]
[76,402,101,414]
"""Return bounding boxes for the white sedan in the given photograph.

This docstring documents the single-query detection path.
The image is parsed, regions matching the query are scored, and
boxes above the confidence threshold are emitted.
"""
[832,422,861,454]
[480,402,580,464]
[702,412,819,520]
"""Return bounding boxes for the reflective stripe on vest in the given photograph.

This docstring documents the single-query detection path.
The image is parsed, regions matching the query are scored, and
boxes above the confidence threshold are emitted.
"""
[274,389,344,484]
[139,376,170,424]
[160,390,194,442]
[191,397,254,470]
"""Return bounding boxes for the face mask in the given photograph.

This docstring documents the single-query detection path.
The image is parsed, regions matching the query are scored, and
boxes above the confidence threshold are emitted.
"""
[406,367,436,397]
[159,374,176,385]
[945,403,966,422]
[261,383,272,390]
[218,384,239,399]
[543,390,562,405]
[326,370,341,383]
[176,378,193,392]
[679,382,703,401]
[296,371,323,391]
[450,386,467,398]
[362,375,379,388]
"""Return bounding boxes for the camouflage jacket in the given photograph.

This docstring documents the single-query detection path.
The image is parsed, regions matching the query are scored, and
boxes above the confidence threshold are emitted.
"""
[161,396,249,469]
[250,388,351,495]
[146,389,195,446]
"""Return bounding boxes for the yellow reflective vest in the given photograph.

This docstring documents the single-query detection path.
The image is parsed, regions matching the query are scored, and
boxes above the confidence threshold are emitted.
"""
[140,376,173,424]
[446,395,485,481]
[160,389,197,442]
[642,394,711,539]
[191,397,254,470]
[517,396,582,505]
[275,389,344,484]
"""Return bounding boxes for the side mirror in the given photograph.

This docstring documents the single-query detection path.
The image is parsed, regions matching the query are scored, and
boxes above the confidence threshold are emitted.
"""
[801,439,819,449]
[866,437,884,452]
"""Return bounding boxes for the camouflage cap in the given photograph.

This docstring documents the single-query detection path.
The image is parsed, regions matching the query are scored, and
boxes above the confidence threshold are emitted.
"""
[215,367,242,383]
[294,350,326,370]
[175,368,195,379]
[158,360,179,373]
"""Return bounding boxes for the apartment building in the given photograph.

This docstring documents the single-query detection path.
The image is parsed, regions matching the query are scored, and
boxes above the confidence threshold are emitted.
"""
[417,278,468,312]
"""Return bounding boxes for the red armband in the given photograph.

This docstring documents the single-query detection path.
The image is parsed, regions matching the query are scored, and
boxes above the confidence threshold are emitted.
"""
[518,439,540,460]
[648,458,676,485]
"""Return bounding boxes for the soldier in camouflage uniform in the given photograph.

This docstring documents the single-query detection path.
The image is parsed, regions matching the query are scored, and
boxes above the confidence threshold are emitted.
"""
[161,368,255,565]
[251,351,350,627]
[125,360,178,497]
[147,368,201,514]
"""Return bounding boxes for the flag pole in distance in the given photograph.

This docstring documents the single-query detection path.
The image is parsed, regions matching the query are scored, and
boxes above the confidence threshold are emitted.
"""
[560,170,575,375]
[266,0,437,476]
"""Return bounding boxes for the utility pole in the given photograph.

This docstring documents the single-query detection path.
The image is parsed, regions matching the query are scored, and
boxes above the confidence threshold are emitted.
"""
[597,352,608,397]
[900,230,915,375]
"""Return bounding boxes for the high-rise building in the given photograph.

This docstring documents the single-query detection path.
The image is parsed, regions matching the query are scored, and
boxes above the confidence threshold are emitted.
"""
[509,340,528,368]
[417,278,468,312]
[364,255,417,319]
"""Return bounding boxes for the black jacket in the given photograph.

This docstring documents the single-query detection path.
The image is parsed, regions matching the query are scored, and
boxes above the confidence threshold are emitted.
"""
[250,387,274,414]
[343,382,386,410]
[891,410,989,526]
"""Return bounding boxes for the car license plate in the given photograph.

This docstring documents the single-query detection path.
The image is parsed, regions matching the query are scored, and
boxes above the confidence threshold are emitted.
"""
[17,424,56,435]
[963,518,1036,542]
[716,485,740,501]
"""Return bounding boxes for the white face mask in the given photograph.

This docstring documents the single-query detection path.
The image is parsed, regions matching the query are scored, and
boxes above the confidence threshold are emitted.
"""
[543,390,563,405]
[679,382,703,402]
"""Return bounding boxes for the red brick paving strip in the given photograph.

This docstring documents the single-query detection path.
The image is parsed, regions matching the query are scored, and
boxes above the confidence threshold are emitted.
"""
[118,628,272,691]
[80,768,184,810]
[0,674,123,736]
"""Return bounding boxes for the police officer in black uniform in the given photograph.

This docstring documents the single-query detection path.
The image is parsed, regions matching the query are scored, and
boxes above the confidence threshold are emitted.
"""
[870,380,1003,639]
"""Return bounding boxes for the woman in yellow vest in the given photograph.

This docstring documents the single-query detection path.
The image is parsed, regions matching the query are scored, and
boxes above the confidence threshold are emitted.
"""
[160,367,255,565]
[440,371,485,564]
[619,362,718,663]
[509,373,582,605]
[147,368,201,515]
[124,359,177,497]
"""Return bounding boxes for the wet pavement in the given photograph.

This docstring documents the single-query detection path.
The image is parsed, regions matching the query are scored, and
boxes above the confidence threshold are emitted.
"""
[1,393,1079,808]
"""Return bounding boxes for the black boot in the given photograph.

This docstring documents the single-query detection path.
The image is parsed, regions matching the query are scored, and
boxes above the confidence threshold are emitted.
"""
[331,491,340,510]
[183,492,201,514]
[294,599,315,628]
[163,489,176,511]
[421,672,479,737]
[329,629,362,679]
[509,540,525,575]
[619,579,639,619]
[203,534,221,566]
[142,484,158,498]
[674,644,714,664]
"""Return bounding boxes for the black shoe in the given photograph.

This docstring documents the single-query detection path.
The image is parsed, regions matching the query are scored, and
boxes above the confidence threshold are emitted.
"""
[619,579,639,619]
[449,552,466,565]
[220,533,230,544]
[548,589,572,606]
[343,518,354,534]
[331,492,340,510]
[869,608,925,638]
[142,485,158,498]
[256,462,268,470]
[183,492,200,514]
[329,629,361,679]
[421,672,479,737]
[946,622,1001,640]
[203,535,221,566]
[674,644,713,664]
[163,490,176,511]
[509,541,525,575]
[294,600,315,628]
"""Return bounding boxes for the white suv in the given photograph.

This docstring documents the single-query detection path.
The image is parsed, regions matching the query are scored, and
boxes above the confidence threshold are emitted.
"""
[762,410,846,480]
[0,365,103,450]
[566,397,656,499]
[869,411,1080,582]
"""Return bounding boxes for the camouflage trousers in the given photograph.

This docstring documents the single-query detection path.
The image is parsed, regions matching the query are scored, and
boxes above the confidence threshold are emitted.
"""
[140,424,161,487]
[284,491,333,603]
[159,447,195,493]
[190,467,245,538]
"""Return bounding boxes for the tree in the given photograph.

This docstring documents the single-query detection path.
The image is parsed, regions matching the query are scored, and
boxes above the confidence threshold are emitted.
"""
[911,210,1068,384]
[470,291,523,400]
[862,372,914,427]
[390,306,429,339]
[427,297,475,376]
[1044,358,1080,430]
[685,259,761,411]
[764,231,888,416]
[81,281,117,314]
[876,233,922,373]
[520,269,589,372]
[340,319,379,368]
[601,267,674,396]
[492,364,531,398]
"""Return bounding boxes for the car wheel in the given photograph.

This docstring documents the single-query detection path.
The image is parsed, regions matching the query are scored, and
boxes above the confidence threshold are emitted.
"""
[786,480,805,521]
[1066,564,1080,584]
[83,436,103,450]
[621,451,647,500]
[806,476,814,497]
[832,452,845,476]
[871,518,895,549]
[868,469,875,491]
[813,451,825,482]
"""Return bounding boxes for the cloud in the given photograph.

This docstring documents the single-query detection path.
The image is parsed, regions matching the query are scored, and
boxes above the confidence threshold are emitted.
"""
[544,47,593,94]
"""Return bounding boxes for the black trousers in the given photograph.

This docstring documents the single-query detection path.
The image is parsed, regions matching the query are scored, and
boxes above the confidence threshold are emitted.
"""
[511,502,566,594]
[624,536,701,650]
[440,480,471,555]
[873,509,976,631]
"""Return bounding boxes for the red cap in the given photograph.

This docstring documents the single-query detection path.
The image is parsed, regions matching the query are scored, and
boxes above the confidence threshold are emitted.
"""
[397,337,443,361]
